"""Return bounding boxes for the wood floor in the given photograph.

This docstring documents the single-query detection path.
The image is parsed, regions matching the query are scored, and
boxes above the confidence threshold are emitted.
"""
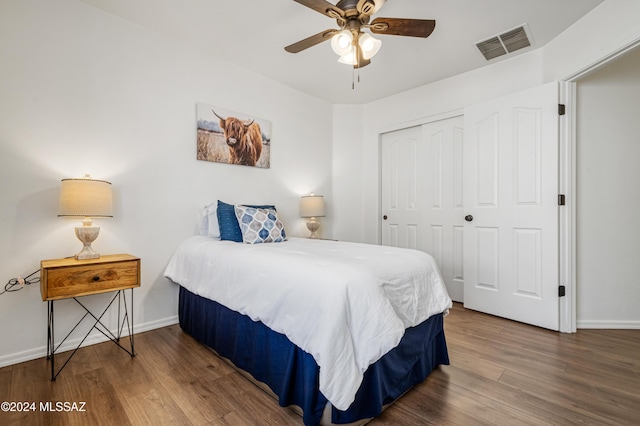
[1,303,639,425]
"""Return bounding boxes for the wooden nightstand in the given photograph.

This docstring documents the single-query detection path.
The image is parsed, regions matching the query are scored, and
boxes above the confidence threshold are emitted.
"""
[40,254,140,380]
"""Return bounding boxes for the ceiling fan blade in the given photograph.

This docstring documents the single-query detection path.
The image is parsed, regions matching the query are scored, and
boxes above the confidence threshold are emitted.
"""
[285,29,337,53]
[370,18,436,38]
[293,0,345,18]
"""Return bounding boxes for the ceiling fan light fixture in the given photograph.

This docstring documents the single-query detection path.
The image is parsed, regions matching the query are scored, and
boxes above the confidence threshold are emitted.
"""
[358,33,381,59]
[331,30,353,56]
[338,52,356,65]
[286,0,436,76]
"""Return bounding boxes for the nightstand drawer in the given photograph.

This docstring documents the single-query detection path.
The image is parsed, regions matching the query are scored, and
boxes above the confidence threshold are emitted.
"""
[41,254,140,301]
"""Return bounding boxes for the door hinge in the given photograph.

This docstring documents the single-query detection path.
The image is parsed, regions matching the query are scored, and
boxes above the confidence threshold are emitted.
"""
[559,285,566,297]
[558,104,566,116]
[558,194,566,206]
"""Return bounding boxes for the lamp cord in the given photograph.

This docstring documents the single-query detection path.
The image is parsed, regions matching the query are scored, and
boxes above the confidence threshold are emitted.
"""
[0,269,39,296]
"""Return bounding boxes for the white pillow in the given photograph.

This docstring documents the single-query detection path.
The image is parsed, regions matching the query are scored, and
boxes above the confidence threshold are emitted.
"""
[199,209,209,236]
[200,202,220,239]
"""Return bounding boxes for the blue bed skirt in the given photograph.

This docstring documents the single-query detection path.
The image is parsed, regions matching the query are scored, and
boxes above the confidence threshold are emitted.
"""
[179,286,449,425]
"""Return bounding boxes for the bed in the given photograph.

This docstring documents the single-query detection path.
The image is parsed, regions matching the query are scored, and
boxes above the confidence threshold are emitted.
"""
[163,202,452,425]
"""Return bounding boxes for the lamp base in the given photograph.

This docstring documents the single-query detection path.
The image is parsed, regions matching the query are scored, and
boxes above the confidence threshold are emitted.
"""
[76,247,100,260]
[75,226,101,260]
[306,219,320,239]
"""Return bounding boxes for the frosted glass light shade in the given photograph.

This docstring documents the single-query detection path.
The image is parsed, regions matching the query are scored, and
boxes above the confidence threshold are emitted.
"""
[331,30,353,56]
[358,33,381,60]
[336,33,381,65]
[338,52,355,65]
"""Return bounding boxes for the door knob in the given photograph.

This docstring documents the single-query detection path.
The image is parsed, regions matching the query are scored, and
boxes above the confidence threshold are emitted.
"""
[383,215,388,220]
[465,215,473,222]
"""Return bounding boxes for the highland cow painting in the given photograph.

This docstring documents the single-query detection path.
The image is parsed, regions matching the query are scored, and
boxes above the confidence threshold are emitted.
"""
[197,103,271,168]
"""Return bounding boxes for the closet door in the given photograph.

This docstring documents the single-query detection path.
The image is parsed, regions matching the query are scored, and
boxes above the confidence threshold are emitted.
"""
[381,126,422,250]
[381,116,465,302]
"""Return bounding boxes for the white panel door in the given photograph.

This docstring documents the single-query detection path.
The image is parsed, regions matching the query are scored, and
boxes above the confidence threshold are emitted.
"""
[463,82,559,330]
[381,116,465,302]
[420,116,465,302]
[381,126,422,250]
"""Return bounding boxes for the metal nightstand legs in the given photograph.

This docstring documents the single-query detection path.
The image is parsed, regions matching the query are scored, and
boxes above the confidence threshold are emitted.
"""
[46,288,135,381]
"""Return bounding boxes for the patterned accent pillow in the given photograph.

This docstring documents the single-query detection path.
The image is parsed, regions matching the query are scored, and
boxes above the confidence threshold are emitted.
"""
[217,200,276,242]
[234,205,287,244]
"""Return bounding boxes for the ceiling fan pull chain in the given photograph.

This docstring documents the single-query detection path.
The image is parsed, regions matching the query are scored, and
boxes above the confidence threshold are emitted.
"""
[352,43,356,89]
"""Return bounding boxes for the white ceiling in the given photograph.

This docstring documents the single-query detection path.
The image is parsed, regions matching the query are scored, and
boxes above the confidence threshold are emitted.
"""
[80,0,604,104]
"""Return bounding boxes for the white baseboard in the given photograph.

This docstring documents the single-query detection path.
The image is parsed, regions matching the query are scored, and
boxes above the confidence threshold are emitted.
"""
[577,319,640,329]
[0,315,179,369]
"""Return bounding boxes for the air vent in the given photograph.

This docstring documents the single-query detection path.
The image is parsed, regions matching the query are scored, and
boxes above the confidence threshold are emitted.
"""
[476,24,532,61]
[476,36,506,60]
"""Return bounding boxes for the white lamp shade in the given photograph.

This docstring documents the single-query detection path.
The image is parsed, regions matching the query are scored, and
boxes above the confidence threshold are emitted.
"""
[359,33,382,60]
[331,30,353,56]
[58,177,113,218]
[300,195,326,218]
[338,52,356,65]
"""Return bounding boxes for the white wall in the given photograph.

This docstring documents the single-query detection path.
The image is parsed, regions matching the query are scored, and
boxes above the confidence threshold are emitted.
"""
[0,0,333,366]
[331,105,365,242]
[543,0,640,81]
[576,47,640,328]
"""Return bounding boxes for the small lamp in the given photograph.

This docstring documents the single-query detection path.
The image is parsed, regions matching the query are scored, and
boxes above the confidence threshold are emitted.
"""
[300,194,326,239]
[58,175,113,260]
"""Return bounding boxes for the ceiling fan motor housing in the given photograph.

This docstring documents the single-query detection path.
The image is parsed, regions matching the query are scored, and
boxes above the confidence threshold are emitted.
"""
[336,0,385,17]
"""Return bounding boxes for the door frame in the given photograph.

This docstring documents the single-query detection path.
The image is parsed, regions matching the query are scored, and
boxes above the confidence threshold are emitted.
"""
[559,38,640,332]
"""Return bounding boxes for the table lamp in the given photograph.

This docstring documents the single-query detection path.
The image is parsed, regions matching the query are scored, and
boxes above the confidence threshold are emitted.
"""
[300,194,325,239]
[58,175,113,260]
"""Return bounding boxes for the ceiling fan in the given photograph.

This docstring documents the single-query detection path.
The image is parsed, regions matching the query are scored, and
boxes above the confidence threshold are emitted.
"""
[285,0,436,69]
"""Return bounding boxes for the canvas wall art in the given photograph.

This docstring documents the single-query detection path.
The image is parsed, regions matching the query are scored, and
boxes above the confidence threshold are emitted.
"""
[196,103,271,168]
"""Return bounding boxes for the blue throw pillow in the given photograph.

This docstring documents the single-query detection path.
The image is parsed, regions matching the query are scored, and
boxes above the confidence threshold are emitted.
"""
[217,200,276,242]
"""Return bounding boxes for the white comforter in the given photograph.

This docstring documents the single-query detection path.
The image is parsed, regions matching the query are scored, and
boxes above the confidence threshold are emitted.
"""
[164,236,452,411]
